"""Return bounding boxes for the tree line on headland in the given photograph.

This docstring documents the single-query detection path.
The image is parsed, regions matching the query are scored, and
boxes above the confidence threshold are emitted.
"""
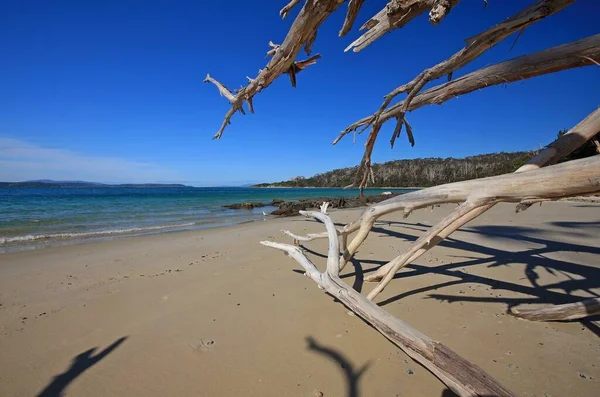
[254,133,599,189]
[254,151,536,188]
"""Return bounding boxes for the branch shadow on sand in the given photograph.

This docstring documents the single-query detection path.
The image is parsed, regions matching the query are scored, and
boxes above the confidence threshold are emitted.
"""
[346,220,600,335]
[36,336,128,397]
[306,336,369,397]
[291,216,600,336]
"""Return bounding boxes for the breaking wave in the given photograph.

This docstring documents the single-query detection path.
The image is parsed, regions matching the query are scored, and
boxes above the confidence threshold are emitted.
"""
[0,222,197,245]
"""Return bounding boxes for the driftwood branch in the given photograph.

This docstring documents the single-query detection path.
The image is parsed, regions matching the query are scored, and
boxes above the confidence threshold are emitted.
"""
[280,0,302,20]
[338,0,577,190]
[335,34,599,145]
[339,0,366,37]
[208,0,343,139]
[287,54,322,87]
[285,108,600,287]
[345,0,460,53]
[380,0,577,123]
[509,298,600,321]
[338,33,597,193]
[354,107,600,281]
[361,155,600,299]
[262,211,515,397]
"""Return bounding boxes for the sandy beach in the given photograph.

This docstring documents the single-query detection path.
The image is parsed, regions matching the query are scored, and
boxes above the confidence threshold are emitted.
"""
[1,202,599,396]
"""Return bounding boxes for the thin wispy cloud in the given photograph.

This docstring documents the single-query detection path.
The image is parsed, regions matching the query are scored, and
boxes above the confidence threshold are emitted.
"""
[0,137,181,183]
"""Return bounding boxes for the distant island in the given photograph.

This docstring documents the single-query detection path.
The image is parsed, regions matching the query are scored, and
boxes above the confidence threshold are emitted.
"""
[253,151,535,188]
[0,180,189,188]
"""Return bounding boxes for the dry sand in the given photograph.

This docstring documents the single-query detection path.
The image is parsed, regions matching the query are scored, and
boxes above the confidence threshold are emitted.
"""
[0,202,599,396]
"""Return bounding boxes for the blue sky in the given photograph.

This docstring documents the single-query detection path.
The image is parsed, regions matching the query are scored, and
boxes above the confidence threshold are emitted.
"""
[1,0,598,185]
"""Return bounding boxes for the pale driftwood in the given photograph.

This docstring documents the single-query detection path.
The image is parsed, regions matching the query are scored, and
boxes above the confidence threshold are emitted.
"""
[339,0,365,37]
[362,155,600,299]
[334,33,599,147]
[340,0,578,190]
[206,0,473,140]
[280,0,302,20]
[206,0,343,139]
[261,211,515,397]
[509,298,600,321]
[282,107,600,275]
[284,108,600,282]
[209,1,598,392]
[379,0,575,124]
[361,107,600,283]
[345,0,460,53]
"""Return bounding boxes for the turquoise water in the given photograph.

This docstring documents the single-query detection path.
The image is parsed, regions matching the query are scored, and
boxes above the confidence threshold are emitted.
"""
[0,186,414,252]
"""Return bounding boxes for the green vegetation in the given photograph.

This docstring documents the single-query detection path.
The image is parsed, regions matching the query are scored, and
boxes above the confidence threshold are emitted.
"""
[254,151,536,188]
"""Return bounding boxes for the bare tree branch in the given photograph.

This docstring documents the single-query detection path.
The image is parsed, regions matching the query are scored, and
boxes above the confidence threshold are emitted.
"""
[280,0,302,20]
[339,0,576,190]
[339,0,366,37]
[338,31,594,190]
[345,0,460,53]
[262,211,515,397]
[208,0,343,139]
[356,107,600,279]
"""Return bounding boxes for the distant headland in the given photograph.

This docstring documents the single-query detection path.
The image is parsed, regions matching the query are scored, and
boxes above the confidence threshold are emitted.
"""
[0,180,189,188]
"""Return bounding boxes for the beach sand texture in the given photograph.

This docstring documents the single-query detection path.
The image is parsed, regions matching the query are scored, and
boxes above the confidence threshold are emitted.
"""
[1,202,599,396]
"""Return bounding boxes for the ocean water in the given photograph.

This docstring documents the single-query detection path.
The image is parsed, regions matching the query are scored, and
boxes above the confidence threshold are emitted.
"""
[0,186,415,253]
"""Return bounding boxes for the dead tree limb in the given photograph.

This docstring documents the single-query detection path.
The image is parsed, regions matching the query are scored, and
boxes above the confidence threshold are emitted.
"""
[207,0,343,139]
[355,107,600,279]
[285,107,600,268]
[339,0,366,37]
[339,0,577,191]
[509,298,600,321]
[280,0,302,20]
[339,32,599,143]
[207,0,475,139]
[345,0,460,53]
[361,155,600,299]
[262,211,515,397]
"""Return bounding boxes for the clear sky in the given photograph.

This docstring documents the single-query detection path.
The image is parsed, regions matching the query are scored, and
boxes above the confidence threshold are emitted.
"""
[1,0,598,185]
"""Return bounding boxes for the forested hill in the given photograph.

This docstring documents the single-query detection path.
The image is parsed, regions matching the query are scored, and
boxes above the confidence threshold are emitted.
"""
[254,151,535,188]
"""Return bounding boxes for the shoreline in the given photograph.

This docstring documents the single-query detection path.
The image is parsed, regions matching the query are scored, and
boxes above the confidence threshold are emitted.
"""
[252,186,424,189]
[1,202,599,396]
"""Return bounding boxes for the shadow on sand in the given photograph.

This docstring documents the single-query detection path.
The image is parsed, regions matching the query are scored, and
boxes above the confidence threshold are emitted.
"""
[306,336,369,397]
[37,336,128,397]
[294,217,600,336]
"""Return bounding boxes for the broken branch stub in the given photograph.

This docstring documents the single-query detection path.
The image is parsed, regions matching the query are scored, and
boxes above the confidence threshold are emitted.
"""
[345,0,461,53]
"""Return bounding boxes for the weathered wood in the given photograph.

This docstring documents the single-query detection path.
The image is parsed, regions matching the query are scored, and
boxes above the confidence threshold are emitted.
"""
[208,0,343,139]
[262,211,515,397]
[208,1,598,393]
[509,298,600,321]
[339,0,578,190]
[361,155,600,297]
[339,32,598,144]
[207,0,472,139]
[339,0,366,37]
[289,108,600,258]
[345,0,460,53]
[280,0,302,20]
[362,108,600,283]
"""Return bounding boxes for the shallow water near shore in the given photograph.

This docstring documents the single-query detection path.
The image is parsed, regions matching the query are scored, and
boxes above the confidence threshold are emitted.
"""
[0,186,415,252]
